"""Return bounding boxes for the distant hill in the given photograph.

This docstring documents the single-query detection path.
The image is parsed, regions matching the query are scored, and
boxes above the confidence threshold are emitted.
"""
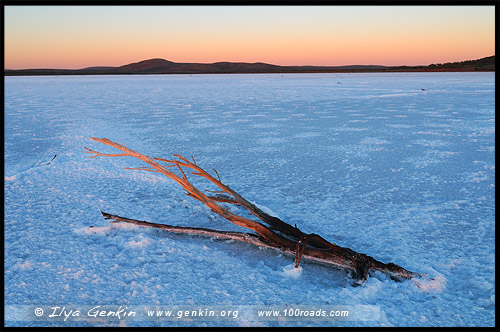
[427,55,495,71]
[4,55,495,76]
[111,59,285,74]
[114,58,177,73]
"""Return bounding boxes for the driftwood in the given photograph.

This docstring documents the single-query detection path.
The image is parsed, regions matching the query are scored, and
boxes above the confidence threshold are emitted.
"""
[85,137,420,282]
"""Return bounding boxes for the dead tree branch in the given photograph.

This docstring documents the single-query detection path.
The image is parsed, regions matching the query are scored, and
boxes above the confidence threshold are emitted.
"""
[85,137,419,282]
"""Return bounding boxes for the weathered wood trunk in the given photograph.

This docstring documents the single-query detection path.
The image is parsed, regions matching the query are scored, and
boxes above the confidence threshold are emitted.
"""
[85,137,419,282]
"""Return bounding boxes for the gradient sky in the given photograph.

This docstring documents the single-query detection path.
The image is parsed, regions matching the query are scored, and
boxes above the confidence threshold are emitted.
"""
[4,5,496,69]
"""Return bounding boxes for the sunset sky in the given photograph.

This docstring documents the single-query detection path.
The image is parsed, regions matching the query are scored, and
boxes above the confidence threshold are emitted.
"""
[4,5,496,69]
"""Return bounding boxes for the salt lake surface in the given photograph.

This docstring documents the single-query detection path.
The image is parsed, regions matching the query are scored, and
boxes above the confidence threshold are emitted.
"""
[4,73,495,326]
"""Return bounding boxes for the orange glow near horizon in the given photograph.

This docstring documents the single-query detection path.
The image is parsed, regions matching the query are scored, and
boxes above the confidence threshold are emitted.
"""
[4,6,495,69]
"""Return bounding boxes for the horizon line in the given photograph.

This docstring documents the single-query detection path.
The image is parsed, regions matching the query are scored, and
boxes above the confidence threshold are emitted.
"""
[5,54,495,71]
